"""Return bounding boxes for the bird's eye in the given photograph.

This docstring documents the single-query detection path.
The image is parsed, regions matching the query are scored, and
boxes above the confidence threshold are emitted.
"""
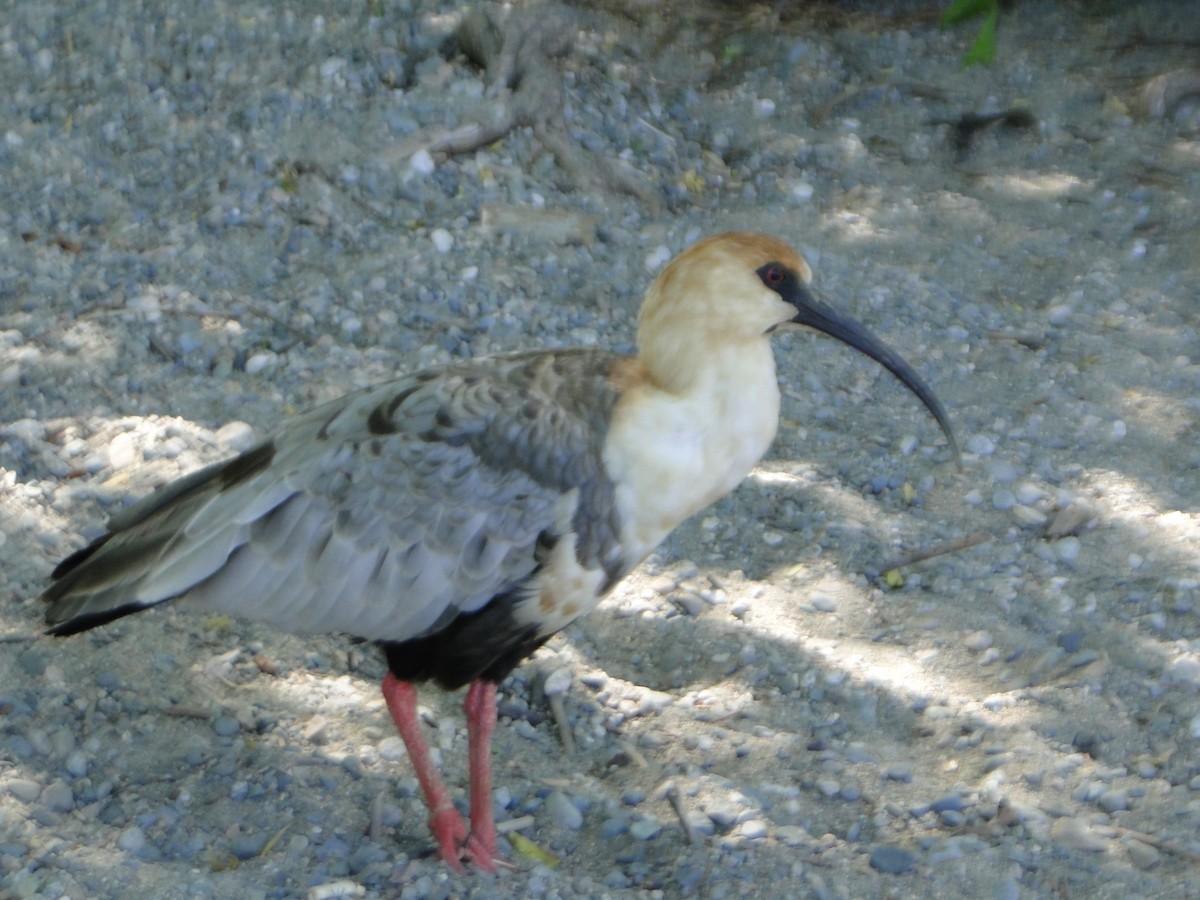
[761,264,786,287]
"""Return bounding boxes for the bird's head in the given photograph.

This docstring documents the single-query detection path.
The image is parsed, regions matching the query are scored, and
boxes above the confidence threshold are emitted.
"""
[637,231,959,461]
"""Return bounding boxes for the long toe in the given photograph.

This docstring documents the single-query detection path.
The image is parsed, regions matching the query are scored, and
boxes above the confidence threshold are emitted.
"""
[429,805,470,872]
[463,831,512,872]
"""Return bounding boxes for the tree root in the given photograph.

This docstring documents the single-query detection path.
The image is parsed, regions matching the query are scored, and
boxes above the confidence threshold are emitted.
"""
[424,3,657,208]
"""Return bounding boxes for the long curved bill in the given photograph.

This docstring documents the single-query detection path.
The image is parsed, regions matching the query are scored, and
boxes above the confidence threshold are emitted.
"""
[786,283,960,465]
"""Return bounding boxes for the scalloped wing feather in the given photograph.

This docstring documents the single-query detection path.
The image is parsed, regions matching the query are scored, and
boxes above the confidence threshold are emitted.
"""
[44,349,628,643]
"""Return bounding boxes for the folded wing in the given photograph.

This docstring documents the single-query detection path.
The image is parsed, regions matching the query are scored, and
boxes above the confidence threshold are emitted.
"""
[43,349,627,644]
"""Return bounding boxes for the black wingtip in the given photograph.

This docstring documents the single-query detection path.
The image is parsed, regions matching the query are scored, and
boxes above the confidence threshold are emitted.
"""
[49,534,111,580]
[44,601,149,637]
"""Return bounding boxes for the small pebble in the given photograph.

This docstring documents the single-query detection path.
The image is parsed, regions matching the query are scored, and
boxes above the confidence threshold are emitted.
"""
[229,832,268,860]
[884,763,913,783]
[107,432,137,470]
[244,351,278,376]
[1049,817,1109,852]
[1098,789,1129,812]
[810,593,838,613]
[1014,483,1045,505]
[1169,655,1200,686]
[543,667,572,697]
[629,817,662,841]
[705,802,739,828]
[40,780,75,814]
[1012,505,1048,527]
[599,815,630,838]
[775,825,807,846]
[816,777,841,799]
[545,791,583,830]
[939,809,965,827]
[740,818,769,839]
[5,779,43,803]
[622,788,646,806]
[931,794,964,814]
[1055,536,1081,564]
[430,228,453,253]
[117,826,147,853]
[985,459,1019,483]
[869,844,916,874]
[963,630,993,652]
[965,435,995,456]
[409,149,435,174]
[64,750,88,779]
[992,489,1015,511]
[1047,502,1096,537]
[1126,838,1160,870]
[378,736,407,762]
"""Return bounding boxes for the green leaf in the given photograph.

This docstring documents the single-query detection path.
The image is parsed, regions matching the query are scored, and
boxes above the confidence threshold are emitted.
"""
[940,0,995,27]
[962,6,998,67]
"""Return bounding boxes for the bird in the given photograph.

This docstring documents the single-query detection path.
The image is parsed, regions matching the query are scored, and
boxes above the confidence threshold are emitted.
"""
[42,231,958,872]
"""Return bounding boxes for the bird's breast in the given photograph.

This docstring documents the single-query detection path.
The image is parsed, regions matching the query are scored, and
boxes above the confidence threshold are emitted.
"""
[602,347,782,564]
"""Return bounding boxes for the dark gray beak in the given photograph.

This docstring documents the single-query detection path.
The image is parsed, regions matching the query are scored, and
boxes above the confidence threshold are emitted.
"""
[787,282,960,465]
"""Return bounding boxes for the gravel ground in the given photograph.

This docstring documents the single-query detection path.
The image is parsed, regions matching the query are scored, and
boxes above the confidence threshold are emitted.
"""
[3,1,1200,898]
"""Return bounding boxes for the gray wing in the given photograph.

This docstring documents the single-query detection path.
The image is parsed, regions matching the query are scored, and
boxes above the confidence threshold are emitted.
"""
[43,348,627,643]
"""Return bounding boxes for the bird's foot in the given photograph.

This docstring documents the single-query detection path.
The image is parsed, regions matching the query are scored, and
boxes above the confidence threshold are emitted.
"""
[462,829,514,873]
[429,805,470,873]
[429,807,510,872]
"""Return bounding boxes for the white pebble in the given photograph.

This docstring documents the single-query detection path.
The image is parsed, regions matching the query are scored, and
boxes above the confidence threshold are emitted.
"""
[762,530,784,547]
[1046,304,1073,325]
[431,228,453,253]
[107,432,137,470]
[1169,654,1200,686]
[378,736,408,762]
[740,818,769,839]
[244,350,278,375]
[409,149,435,175]
[644,245,672,272]
[1055,537,1081,564]
[215,421,257,453]
[543,667,572,697]
[789,180,815,202]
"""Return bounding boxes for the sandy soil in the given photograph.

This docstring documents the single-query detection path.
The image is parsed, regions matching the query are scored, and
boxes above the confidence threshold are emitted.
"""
[2,1,1200,898]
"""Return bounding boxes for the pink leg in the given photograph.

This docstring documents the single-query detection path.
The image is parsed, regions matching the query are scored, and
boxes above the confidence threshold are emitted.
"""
[381,673,468,871]
[463,679,501,870]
